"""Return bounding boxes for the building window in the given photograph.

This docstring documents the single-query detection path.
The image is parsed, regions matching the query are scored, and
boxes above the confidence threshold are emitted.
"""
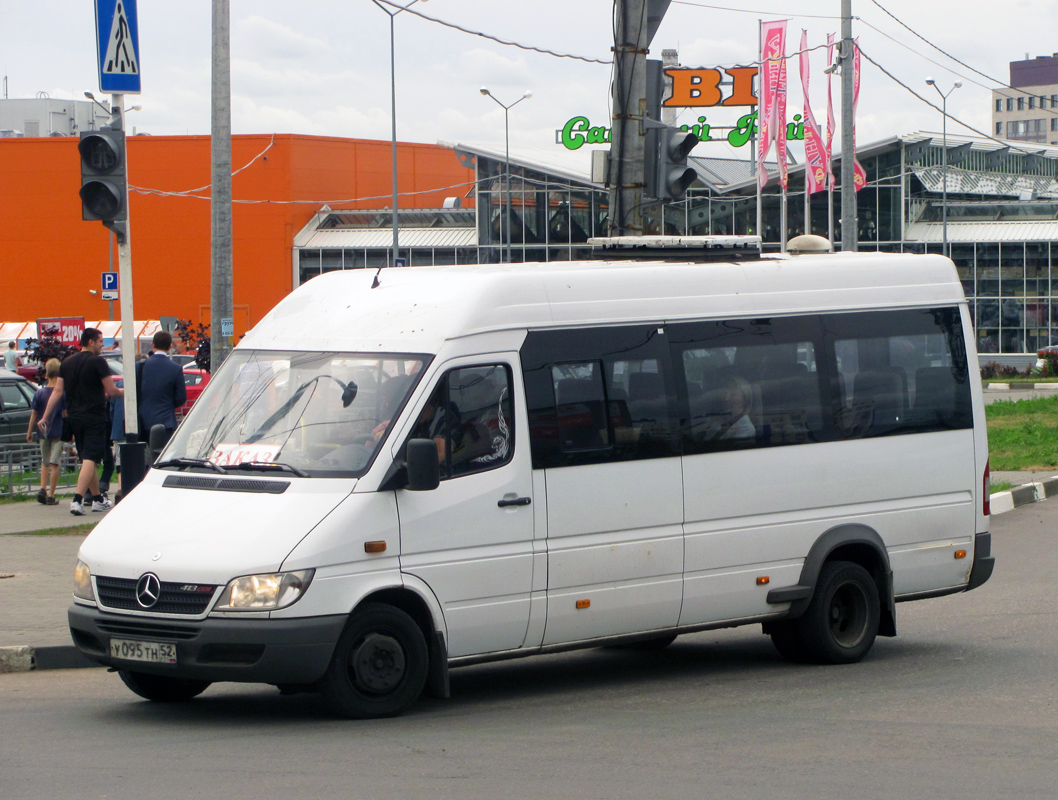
[996,99,1003,112]
[1030,97,1036,110]
[1042,96,1048,109]
[1018,97,1025,111]
[1007,98,1014,111]
[997,122,1004,136]
[1052,118,1057,131]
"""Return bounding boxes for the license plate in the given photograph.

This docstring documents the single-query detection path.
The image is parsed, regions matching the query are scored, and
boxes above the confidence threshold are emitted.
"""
[109,638,178,665]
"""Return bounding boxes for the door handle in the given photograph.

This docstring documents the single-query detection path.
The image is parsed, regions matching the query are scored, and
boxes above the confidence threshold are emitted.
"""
[497,496,531,508]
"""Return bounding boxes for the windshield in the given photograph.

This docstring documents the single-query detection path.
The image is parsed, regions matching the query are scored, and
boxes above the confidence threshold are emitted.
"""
[161,350,427,477]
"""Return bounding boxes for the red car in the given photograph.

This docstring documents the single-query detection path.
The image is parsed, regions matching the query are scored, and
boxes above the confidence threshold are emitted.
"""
[177,367,210,418]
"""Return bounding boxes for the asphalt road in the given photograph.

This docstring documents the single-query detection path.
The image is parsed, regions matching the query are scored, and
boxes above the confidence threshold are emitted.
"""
[2,503,1057,800]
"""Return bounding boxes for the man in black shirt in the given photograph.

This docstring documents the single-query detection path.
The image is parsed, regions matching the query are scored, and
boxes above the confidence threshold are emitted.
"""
[39,328,125,515]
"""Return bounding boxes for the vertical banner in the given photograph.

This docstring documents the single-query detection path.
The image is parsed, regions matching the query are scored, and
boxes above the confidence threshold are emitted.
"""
[757,20,787,190]
[826,34,836,191]
[799,30,826,195]
[777,53,789,190]
[852,38,867,191]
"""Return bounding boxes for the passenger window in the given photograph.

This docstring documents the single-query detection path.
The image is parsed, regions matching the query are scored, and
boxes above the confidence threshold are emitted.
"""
[826,308,973,438]
[411,364,514,480]
[672,317,825,454]
[521,326,679,468]
[0,384,31,411]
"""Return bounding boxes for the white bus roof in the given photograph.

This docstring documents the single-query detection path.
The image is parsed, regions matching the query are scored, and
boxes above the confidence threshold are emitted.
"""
[243,252,966,354]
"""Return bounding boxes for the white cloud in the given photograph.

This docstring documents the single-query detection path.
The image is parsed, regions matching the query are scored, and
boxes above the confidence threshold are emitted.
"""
[233,15,330,62]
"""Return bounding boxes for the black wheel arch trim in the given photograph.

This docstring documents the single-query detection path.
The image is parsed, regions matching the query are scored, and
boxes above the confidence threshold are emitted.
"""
[766,523,896,637]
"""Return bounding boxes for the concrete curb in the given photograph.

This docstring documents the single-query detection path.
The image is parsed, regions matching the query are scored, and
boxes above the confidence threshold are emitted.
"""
[990,476,1058,515]
[0,644,99,674]
[985,382,1058,390]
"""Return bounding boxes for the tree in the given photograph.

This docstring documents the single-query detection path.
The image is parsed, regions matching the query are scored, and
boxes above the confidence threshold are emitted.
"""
[22,326,79,384]
[173,319,212,373]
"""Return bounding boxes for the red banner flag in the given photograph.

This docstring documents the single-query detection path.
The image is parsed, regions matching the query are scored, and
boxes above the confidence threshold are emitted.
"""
[852,38,867,191]
[777,53,789,190]
[800,30,826,195]
[758,20,787,191]
[826,34,836,191]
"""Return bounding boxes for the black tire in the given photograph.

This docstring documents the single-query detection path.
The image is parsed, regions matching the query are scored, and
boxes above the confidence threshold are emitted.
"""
[320,603,429,719]
[798,561,880,664]
[118,670,211,702]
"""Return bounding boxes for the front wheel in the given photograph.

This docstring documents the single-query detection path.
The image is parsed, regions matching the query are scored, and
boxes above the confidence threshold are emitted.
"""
[118,670,211,702]
[320,603,429,719]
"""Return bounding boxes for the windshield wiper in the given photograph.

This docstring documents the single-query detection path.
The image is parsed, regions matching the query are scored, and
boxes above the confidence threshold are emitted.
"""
[226,461,309,478]
[154,457,228,474]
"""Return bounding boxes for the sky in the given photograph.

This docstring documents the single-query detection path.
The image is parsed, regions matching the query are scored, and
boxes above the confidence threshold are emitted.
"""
[3,0,1057,170]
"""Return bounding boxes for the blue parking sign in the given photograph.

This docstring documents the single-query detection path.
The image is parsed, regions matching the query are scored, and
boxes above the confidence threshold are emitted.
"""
[95,0,141,94]
[102,272,119,292]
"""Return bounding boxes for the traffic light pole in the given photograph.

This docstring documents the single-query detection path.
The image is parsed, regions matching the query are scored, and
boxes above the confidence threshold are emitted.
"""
[111,92,147,493]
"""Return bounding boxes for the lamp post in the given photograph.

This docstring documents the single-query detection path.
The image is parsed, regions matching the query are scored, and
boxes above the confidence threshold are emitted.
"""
[925,77,961,258]
[371,0,428,268]
[480,87,532,263]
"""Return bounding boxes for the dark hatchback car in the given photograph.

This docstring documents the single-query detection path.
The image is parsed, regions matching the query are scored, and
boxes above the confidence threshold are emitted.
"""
[0,371,38,444]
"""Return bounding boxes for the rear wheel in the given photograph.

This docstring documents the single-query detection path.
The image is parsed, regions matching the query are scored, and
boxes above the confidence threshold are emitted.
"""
[118,670,211,702]
[320,603,428,719]
[770,561,880,665]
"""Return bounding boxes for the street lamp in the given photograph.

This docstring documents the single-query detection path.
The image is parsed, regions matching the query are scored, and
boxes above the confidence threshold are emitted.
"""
[480,87,532,263]
[925,77,961,258]
[371,0,428,269]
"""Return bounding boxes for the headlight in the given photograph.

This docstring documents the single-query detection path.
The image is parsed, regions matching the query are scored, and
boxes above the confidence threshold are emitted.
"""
[73,560,94,601]
[214,570,314,611]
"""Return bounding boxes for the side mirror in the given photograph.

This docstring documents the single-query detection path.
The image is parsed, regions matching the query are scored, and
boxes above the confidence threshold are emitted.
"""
[149,423,170,458]
[405,439,440,491]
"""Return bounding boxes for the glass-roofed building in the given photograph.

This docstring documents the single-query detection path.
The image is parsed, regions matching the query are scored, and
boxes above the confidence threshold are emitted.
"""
[294,132,1058,358]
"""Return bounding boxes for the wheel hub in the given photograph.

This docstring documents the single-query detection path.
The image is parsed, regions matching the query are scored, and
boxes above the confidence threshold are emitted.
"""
[350,632,406,694]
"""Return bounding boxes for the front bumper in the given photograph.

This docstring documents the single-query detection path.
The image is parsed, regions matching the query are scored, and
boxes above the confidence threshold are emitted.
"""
[69,604,346,685]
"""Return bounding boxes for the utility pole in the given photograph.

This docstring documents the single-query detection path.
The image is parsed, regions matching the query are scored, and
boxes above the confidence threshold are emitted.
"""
[211,0,234,369]
[608,0,649,236]
[840,0,857,251]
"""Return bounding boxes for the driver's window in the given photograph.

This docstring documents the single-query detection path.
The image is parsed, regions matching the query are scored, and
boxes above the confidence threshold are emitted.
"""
[410,364,514,480]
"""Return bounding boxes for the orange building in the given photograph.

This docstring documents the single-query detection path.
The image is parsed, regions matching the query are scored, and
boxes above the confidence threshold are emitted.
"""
[1,134,475,336]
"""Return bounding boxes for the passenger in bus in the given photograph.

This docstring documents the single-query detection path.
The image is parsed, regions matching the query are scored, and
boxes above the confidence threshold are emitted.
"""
[717,375,755,441]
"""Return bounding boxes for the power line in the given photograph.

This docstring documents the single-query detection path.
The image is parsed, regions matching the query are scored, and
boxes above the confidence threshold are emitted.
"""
[373,0,612,65]
[670,0,838,20]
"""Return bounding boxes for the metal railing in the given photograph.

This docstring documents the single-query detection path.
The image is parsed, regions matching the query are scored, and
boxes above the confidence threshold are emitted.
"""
[0,442,82,498]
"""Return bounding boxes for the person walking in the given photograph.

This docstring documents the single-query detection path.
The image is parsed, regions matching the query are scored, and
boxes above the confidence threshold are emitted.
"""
[3,341,17,372]
[38,328,124,516]
[26,358,65,505]
[137,331,186,460]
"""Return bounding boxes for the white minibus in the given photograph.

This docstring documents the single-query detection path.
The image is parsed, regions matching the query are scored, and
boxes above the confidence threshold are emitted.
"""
[68,236,994,718]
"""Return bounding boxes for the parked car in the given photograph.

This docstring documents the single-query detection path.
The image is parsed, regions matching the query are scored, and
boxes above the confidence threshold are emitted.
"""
[177,367,210,417]
[0,371,37,444]
[171,354,198,369]
[14,355,41,382]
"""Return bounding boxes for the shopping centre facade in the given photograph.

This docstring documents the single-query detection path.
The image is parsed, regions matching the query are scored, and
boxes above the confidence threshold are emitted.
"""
[5,128,1058,357]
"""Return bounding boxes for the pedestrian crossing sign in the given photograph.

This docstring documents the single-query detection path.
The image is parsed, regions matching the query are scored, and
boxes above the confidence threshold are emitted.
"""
[95,0,141,94]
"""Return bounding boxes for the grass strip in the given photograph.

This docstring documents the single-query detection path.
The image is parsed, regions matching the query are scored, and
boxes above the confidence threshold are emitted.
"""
[985,394,1058,471]
[12,523,96,536]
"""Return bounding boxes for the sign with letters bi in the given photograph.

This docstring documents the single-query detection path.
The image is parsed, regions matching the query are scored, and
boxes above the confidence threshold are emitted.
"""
[95,0,141,94]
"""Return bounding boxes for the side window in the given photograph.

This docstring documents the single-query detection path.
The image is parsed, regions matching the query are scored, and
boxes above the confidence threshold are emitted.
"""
[411,364,514,480]
[0,384,31,412]
[671,316,825,454]
[825,307,973,438]
[521,326,678,468]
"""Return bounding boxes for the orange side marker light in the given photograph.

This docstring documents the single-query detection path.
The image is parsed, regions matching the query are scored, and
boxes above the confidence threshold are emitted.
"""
[954,550,967,559]
[756,576,770,586]
[364,541,387,553]
[576,599,591,610]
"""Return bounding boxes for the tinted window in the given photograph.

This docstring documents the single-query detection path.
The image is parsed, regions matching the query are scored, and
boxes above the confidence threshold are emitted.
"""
[410,364,514,480]
[521,326,678,468]
[824,308,973,437]
[670,316,825,453]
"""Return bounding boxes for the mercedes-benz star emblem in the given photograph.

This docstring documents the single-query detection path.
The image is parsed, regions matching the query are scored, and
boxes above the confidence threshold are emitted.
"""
[135,573,162,608]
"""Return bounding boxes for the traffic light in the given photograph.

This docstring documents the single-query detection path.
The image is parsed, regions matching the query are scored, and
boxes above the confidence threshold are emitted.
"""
[659,127,700,200]
[78,128,127,231]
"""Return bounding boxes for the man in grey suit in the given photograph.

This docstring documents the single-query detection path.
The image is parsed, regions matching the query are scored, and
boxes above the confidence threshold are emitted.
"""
[137,331,187,459]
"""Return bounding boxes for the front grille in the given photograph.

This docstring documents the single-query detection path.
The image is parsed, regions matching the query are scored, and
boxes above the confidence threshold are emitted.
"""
[163,475,289,494]
[95,575,218,615]
[96,619,201,640]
